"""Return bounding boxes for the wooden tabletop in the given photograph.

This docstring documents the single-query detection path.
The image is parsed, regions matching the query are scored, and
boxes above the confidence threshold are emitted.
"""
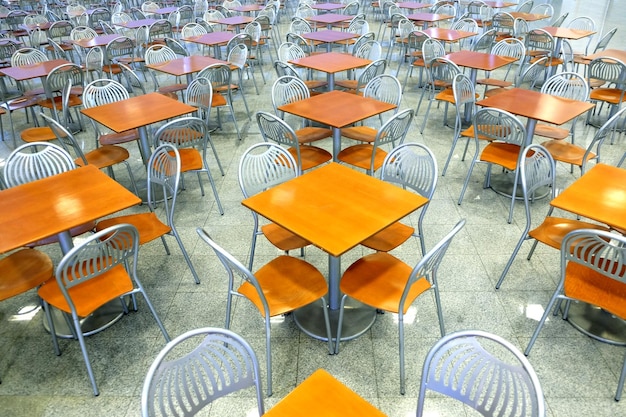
[509,12,549,22]
[307,13,352,25]
[0,58,71,81]
[231,4,262,12]
[208,16,254,26]
[302,29,358,44]
[0,165,140,253]
[541,26,596,40]
[551,164,626,230]
[263,369,387,417]
[407,12,454,23]
[278,90,396,129]
[584,49,626,63]
[396,2,433,10]
[242,163,426,257]
[311,2,344,10]
[153,6,178,14]
[80,92,196,133]
[290,52,371,74]
[145,55,229,76]
[421,27,477,41]
[182,31,235,46]
[70,34,122,48]
[114,18,158,28]
[445,50,516,71]
[476,88,595,126]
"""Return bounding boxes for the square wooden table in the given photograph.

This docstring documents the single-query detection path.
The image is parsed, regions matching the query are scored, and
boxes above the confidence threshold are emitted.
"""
[289,51,370,90]
[306,13,352,30]
[145,55,229,83]
[182,31,236,58]
[81,93,196,164]
[69,33,122,49]
[476,88,595,145]
[302,29,358,52]
[550,163,626,345]
[277,90,396,160]
[264,369,387,417]
[242,163,427,340]
[113,18,158,29]
[407,12,454,30]
[421,27,477,43]
[0,58,70,81]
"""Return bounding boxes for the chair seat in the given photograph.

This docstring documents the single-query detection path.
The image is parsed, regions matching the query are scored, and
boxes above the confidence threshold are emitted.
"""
[434,88,455,104]
[0,249,53,302]
[3,95,41,111]
[158,83,188,95]
[528,216,609,251]
[97,212,171,245]
[99,128,140,145]
[211,92,228,107]
[295,126,332,144]
[37,94,82,110]
[304,79,328,91]
[334,79,358,90]
[476,78,513,88]
[541,139,595,166]
[460,125,496,141]
[360,221,414,252]
[261,223,310,251]
[238,255,327,317]
[341,126,377,143]
[337,143,387,172]
[340,252,431,314]
[38,263,133,317]
[480,142,520,171]
[590,88,625,105]
[533,123,569,140]
[77,145,130,169]
[565,261,626,320]
[21,126,57,142]
[288,145,332,171]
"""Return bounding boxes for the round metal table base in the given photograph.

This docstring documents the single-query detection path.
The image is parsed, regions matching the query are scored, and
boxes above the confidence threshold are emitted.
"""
[43,298,130,339]
[293,299,377,342]
[564,301,626,346]
[489,173,550,200]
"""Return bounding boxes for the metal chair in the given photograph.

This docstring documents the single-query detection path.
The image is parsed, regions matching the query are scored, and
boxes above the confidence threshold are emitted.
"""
[417,330,545,416]
[96,144,202,284]
[256,110,331,174]
[273,60,327,94]
[238,142,310,270]
[38,223,170,396]
[567,16,596,56]
[195,228,333,397]
[525,227,626,402]
[416,56,461,134]
[226,34,258,95]
[144,44,188,99]
[37,63,84,132]
[586,57,626,125]
[360,142,438,256]
[141,327,264,417]
[515,0,533,13]
[153,116,224,215]
[335,219,466,395]
[334,58,387,94]
[476,38,526,96]
[337,108,414,175]
[496,144,610,290]
[458,108,527,224]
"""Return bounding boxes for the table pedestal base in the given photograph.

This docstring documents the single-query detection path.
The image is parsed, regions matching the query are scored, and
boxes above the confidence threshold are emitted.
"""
[43,297,130,339]
[564,301,626,346]
[489,171,550,200]
[294,298,376,342]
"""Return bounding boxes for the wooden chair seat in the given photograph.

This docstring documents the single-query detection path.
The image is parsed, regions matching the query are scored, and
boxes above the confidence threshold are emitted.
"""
[288,146,332,171]
[99,128,140,146]
[20,126,57,143]
[528,216,609,251]
[238,255,328,317]
[480,142,520,171]
[534,124,569,140]
[304,79,328,91]
[334,79,358,90]
[541,139,596,166]
[294,126,332,144]
[0,249,53,301]
[565,261,626,320]
[337,143,387,172]
[341,125,377,143]
[211,92,228,107]
[38,263,133,317]
[360,221,414,252]
[261,223,310,252]
[157,83,188,96]
[5,95,41,110]
[74,145,131,170]
[97,212,171,245]
[37,94,82,111]
[340,251,431,314]
[477,78,513,88]
[590,88,625,105]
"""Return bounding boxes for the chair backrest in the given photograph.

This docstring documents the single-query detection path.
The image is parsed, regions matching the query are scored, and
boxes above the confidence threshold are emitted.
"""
[227,43,248,70]
[164,37,189,57]
[354,59,387,94]
[24,14,49,26]
[490,37,525,80]
[346,17,368,35]
[472,28,496,52]
[119,63,147,95]
[473,107,526,146]
[0,39,21,63]
[581,107,626,173]
[351,32,376,55]
[145,44,177,65]
[354,39,382,60]
[550,12,568,27]
[518,144,557,228]
[530,3,553,18]
[491,11,514,37]
[277,41,305,62]
[368,109,415,173]
[285,32,313,56]
[197,63,232,91]
[40,111,89,164]
[181,21,208,38]
[417,329,545,417]
[238,142,298,198]
[514,56,548,89]
[88,7,111,29]
[515,0,533,13]
[48,20,74,41]
[289,16,313,35]
[145,143,181,219]
[153,116,208,155]
[271,75,310,117]
[70,25,98,40]
[256,110,306,172]
[243,20,262,42]
[452,72,476,129]
[11,47,48,66]
[587,57,626,86]
[43,63,84,98]
[526,29,554,58]
[273,60,302,80]
[185,76,214,124]
[593,27,617,53]
[380,142,437,203]
[141,327,264,417]
[428,57,461,88]
[342,1,359,16]
[194,0,209,17]
[106,35,135,62]
[3,142,75,188]
[363,74,402,112]
[514,17,529,38]
[450,17,478,34]
[82,78,129,108]
[540,72,589,102]
[422,38,446,66]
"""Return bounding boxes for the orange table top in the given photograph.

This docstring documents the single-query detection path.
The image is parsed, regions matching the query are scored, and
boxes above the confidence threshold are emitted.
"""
[446,50,516,71]
[208,15,254,26]
[114,18,158,28]
[476,88,595,126]
[264,369,387,417]
[509,12,549,22]
[0,58,70,81]
[584,49,626,63]
[551,164,626,230]
[80,92,196,133]
[145,55,229,76]
[242,163,426,257]
[407,12,454,23]
[302,29,358,44]
[541,26,596,40]
[290,52,371,74]
[311,2,344,10]
[307,13,352,25]
[421,27,477,42]
[182,31,235,46]
[70,34,122,48]
[0,165,141,253]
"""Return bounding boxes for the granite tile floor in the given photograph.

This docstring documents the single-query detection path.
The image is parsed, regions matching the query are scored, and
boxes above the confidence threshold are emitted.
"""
[1,0,626,415]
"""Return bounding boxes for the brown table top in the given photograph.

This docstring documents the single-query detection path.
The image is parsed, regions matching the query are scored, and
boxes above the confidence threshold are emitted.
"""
[263,369,387,417]
[421,27,477,42]
[146,55,229,76]
[307,13,352,25]
[446,50,516,71]
[509,12,550,21]
[311,3,344,10]
[541,26,596,40]
[290,52,371,74]
[476,88,595,126]
[407,12,454,23]
[231,4,262,12]
[114,18,158,28]
[80,92,196,133]
[584,49,626,63]
[242,163,426,257]
[0,58,71,81]
[182,31,236,46]
[70,34,122,48]
[396,2,432,10]
[551,164,626,230]
[302,29,358,44]
[208,16,254,26]
[21,22,52,31]
[0,165,141,254]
